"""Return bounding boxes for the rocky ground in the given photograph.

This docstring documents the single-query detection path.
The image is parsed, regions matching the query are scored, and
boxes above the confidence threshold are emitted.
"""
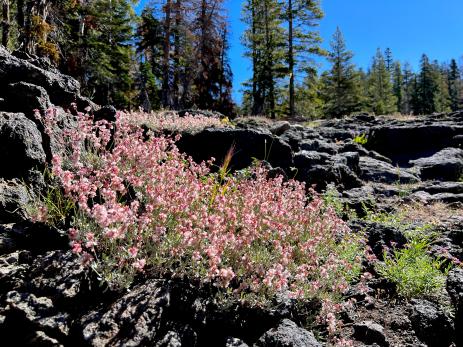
[1,47,463,346]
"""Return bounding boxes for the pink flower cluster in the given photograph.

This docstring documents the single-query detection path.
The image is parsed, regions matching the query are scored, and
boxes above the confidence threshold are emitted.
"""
[39,108,367,338]
[127,110,226,133]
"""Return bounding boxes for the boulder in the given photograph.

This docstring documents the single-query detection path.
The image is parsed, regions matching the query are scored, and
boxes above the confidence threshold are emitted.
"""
[294,150,362,190]
[254,319,322,347]
[79,281,182,346]
[367,123,463,165]
[3,82,52,115]
[176,127,293,172]
[0,112,46,180]
[0,46,95,112]
[349,220,407,259]
[359,156,420,184]
[300,139,338,154]
[447,268,463,345]
[269,121,291,136]
[0,291,70,345]
[409,299,454,347]
[353,320,389,346]
[0,179,30,223]
[0,222,68,256]
[410,148,463,181]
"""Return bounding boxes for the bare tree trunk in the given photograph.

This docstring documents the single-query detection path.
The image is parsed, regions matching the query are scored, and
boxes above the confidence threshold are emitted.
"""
[263,0,275,119]
[162,0,172,108]
[172,0,181,109]
[2,0,10,48]
[288,0,295,118]
[250,0,259,115]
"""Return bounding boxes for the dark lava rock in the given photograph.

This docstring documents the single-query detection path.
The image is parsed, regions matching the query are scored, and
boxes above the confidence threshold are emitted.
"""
[359,156,420,184]
[226,337,250,347]
[269,121,291,136]
[414,181,463,195]
[353,320,389,346]
[300,139,338,154]
[0,112,46,180]
[0,291,70,345]
[447,268,463,345]
[342,186,376,216]
[0,222,68,255]
[367,123,463,166]
[294,150,362,190]
[93,105,117,123]
[176,127,293,172]
[79,281,187,347]
[409,299,454,347]
[349,220,407,259]
[0,179,30,223]
[0,46,94,111]
[254,319,322,347]
[4,82,52,115]
[410,147,463,181]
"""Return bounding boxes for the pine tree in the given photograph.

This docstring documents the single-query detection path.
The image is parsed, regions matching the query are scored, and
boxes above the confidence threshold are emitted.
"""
[367,48,397,115]
[431,60,450,113]
[448,58,462,111]
[283,0,323,118]
[415,54,436,114]
[401,62,415,114]
[295,69,323,118]
[384,47,393,73]
[392,61,403,113]
[1,0,10,47]
[243,0,286,118]
[192,0,233,112]
[321,27,362,118]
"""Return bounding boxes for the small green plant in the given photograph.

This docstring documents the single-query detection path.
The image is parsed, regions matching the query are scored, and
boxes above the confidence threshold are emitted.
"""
[376,234,450,299]
[322,184,357,220]
[353,133,368,145]
[26,169,76,227]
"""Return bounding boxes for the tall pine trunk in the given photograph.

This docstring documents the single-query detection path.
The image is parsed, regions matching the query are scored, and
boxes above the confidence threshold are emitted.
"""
[251,0,259,115]
[264,0,275,119]
[162,0,172,108]
[2,0,10,48]
[288,0,294,118]
[172,0,181,109]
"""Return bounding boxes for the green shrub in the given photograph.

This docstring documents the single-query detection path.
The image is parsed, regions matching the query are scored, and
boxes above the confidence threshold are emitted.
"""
[376,235,450,299]
[353,133,368,145]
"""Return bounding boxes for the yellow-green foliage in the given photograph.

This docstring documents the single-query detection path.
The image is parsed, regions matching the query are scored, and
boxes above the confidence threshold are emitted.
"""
[353,133,368,145]
[376,234,450,299]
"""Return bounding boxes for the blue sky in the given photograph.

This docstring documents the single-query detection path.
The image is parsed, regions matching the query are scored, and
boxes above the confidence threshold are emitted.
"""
[137,0,463,104]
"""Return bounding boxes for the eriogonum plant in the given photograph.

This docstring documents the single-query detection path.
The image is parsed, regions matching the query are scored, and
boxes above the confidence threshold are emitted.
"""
[34,108,369,340]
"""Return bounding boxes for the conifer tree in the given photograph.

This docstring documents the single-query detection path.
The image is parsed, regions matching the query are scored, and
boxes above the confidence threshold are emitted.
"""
[192,0,233,112]
[401,62,415,114]
[414,54,436,114]
[384,47,393,73]
[243,0,286,118]
[367,48,397,115]
[392,61,403,112]
[283,0,323,118]
[448,58,462,111]
[1,0,10,48]
[431,60,450,113]
[321,27,362,118]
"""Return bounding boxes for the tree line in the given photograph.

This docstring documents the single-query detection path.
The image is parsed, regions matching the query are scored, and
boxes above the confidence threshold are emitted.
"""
[0,0,462,118]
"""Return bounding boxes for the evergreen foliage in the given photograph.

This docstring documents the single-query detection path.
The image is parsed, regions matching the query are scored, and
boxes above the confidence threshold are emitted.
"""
[321,27,362,118]
[0,1,461,117]
[367,48,397,115]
